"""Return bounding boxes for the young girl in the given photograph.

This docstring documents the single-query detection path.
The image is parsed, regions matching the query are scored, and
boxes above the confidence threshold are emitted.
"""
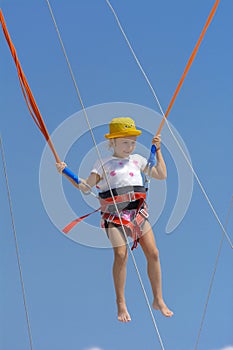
[56,117,173,322]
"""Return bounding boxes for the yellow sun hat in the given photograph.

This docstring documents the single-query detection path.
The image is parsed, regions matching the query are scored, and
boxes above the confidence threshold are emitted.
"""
[105,117,142,139]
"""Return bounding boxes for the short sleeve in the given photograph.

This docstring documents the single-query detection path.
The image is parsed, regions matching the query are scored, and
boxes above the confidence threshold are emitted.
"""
[132,154,147,171]
[91,159,103,177]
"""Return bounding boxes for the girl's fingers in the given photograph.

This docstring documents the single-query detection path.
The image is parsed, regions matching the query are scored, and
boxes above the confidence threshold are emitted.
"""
[56,162,67,173]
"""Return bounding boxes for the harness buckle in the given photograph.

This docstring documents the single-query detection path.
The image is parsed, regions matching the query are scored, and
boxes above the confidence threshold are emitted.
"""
[128,191,136,202]
[139,208,149,219]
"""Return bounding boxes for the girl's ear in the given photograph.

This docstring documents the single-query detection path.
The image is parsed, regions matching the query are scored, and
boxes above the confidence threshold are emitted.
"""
[109,139,115,148]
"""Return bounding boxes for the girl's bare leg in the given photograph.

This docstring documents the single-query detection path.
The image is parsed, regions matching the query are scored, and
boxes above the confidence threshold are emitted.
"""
[107,224,131,322]
[140,221,173,317]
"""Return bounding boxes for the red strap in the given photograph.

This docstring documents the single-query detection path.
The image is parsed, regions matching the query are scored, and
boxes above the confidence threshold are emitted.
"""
[101,203,147,250]
[103,214,143,251]
[63,194,147,235]
[62,207,101,234]
[99,192,146,212]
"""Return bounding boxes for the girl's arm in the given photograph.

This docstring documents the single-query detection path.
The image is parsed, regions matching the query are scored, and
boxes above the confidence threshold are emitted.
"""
[148,149,167,180]
[79,172,101,192]
[143,135,167,180]
[56,162,101,192]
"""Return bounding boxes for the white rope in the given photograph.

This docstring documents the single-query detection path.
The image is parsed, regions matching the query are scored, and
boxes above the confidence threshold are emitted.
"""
[0,136,34,350]
[103,5,233,348]
[194,195,233,350]
[44,1,166,348]
[105,0,233,249]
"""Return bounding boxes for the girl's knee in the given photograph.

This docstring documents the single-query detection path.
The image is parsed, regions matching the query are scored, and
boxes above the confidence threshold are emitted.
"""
[146,247,159,262]
[114,247,128,264]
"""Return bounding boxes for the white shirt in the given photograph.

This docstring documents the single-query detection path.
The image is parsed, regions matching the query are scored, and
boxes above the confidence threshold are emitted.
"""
[91,154,147,192]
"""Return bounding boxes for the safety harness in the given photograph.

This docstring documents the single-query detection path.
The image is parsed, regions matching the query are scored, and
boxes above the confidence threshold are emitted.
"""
[99,186,148,250]
[63,185,148,250]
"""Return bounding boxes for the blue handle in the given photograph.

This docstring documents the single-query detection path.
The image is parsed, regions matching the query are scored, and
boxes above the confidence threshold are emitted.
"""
[62,167,81,185]
[147,144,157,168]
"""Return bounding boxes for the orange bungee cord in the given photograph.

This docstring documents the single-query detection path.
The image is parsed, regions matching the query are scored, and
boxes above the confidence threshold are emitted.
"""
[0,9,60,163]
[0,0,221,158]
[155,0,220,136]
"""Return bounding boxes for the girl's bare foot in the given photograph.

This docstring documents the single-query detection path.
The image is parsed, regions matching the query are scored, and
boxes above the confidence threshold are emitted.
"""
[117,301,131,322]
[152,299,174,318]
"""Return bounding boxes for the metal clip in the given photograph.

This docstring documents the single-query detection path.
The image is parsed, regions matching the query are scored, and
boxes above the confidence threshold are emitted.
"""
[139,208,149,219]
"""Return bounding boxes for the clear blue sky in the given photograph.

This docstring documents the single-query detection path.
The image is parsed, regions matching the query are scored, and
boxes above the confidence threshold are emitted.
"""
[0,1,232,350]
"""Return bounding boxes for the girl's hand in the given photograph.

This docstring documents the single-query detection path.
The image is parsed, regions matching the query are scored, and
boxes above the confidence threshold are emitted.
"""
[152,134,161,151]
[56,162,67,174]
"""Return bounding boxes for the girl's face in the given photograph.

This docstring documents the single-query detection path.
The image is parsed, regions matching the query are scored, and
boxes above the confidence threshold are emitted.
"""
[111,136,137,158]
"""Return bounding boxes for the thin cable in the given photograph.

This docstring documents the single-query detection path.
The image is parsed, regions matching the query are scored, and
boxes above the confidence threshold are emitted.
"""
[105,0,164,115]
[105,0,233,249]
[0,136,34,350]
[45,1,165,348]
[163,122,233,248]
[194,195,233,350]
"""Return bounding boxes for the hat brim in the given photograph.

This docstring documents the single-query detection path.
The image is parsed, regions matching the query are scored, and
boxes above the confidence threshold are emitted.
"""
[105,130,142,139]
